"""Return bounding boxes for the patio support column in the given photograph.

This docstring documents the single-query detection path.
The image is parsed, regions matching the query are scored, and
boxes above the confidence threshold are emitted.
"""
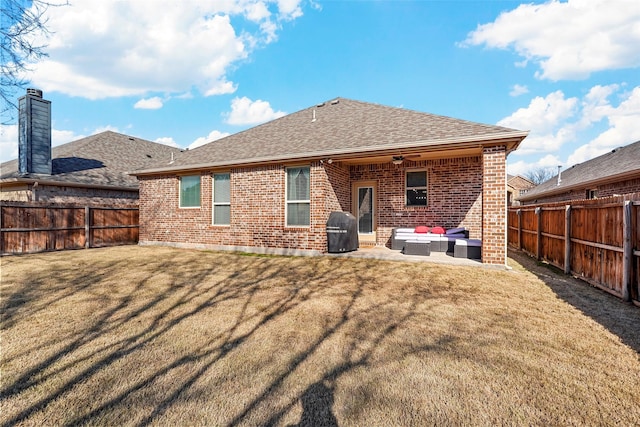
[481,145,507,265]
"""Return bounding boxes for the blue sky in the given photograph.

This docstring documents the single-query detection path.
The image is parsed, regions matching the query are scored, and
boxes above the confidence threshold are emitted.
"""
[2,0,639,176]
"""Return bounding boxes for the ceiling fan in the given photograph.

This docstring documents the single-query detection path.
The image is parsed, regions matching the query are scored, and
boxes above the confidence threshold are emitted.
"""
[391,154,421,165]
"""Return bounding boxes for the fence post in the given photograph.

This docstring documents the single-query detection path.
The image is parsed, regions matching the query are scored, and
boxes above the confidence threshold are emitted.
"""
[622,201,632,302]
[517,209,522,250]
[0,204,3,254]
[535,207,542,260]
[85,206,90,249]
[564,205,571,274]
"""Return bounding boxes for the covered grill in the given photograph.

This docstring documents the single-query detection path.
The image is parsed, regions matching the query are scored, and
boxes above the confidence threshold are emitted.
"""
[326,211,359,253]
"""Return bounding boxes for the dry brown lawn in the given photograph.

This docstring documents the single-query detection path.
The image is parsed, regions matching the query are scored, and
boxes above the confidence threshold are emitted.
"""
[1,246,639,426]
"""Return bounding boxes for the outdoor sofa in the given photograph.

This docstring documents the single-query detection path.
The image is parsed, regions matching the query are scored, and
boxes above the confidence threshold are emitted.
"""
[391,227,469,253]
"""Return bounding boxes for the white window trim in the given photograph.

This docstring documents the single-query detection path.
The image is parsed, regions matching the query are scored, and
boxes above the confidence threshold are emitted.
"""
[405,168,428,207]
[212,172,231,225]
[285,166,311,227]
[179,175,201,209]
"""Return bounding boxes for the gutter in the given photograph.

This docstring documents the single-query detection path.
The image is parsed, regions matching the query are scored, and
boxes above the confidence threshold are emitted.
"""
[132,131,529,176]
[0,177,138,192]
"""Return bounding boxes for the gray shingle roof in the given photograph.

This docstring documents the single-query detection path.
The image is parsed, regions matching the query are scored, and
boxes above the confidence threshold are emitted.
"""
[136,97,527,174]
[519,140,640,201]
[0,131,182,189]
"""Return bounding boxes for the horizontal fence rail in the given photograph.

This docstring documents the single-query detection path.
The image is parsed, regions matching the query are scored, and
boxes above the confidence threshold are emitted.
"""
[508,193,640,306]
[0,202,139,255]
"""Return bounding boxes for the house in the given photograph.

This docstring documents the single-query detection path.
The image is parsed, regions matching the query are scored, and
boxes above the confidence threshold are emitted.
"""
[0,90,182,205]
[133,98,528,265]
[518,140,640,205]
[507,174,535,206]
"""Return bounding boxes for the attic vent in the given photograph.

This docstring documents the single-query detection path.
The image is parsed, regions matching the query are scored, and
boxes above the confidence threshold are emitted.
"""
[317,102,325,107]
[330,98,339,105]
[26,88,43,98]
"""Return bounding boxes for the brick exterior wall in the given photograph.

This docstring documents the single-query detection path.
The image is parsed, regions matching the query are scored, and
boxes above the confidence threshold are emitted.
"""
[139,155,496,259]
[521,176,640,205]
[139,163,339,253]
[482,146,507,265]
[349,157,483,247]
[1,184,138,205]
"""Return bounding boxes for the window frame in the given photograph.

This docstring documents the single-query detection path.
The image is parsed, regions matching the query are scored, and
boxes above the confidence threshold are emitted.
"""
[212,172,231,225]
[285,165,311,227]
[405,168,428,207]
[179,175,201,208]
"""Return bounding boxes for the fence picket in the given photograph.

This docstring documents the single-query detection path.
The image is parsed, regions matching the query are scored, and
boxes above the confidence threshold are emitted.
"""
[0,202,138,255]
[509,193,640,304]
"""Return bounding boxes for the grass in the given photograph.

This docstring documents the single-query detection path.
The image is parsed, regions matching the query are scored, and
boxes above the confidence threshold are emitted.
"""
[1,246,639,426]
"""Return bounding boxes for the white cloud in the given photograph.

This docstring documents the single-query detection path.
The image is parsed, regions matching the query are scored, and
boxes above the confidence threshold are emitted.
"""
[567,86,640,165]
[504,84,640,171]
[225,96,286,125]
[463,0,640,80]
[188,130,231,150]
[499,91,578,154]
[155,137,180,148]
[0,124,19,163]
[134,97,164,109]
[509,84,529,97]
[277,0,303,20]
[24,0,304,99]
[0,126,84,163]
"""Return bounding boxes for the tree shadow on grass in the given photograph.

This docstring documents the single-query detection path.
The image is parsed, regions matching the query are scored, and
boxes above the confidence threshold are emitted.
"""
[0,248,451,427]
[508,248,640,354]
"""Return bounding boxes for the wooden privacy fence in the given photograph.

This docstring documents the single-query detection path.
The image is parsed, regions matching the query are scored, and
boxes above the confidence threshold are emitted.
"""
[508,194,640,305]
[0,203,139,255]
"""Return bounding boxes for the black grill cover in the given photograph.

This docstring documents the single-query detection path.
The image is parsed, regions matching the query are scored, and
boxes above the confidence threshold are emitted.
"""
[326,211,359,253]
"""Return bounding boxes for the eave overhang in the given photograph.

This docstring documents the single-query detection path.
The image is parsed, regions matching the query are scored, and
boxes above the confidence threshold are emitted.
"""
[0,177,138,192]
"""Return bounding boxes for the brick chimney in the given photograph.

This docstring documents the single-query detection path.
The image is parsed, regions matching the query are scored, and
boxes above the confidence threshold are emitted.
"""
[18,88,52,175]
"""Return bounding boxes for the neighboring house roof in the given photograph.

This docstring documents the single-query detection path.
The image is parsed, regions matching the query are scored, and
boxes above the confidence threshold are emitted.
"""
[507,174,535,190]
[0,131,182,190]
[135,97,528,175]
[519,140,640,202]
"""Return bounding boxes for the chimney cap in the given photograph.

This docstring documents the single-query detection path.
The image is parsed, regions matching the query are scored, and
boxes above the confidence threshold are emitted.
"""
[27,88,43,98]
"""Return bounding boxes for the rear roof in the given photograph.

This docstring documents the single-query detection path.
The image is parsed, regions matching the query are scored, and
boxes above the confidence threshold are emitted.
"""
[135,97,527,174]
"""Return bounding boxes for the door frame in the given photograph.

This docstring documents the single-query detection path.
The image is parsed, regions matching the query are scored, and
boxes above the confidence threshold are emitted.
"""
[351,180,377,244]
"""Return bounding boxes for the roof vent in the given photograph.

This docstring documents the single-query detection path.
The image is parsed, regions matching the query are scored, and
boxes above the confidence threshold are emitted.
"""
[317,102,325,107]
[556,165,562,186]
[330,98,339,105]
[26,88,43,98]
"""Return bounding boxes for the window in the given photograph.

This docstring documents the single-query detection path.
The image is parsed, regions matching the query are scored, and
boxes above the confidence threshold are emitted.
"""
[286,166,310,226]
[406,170,427,206]
[586,189,598,199]
[179,175,200,208]
[213,173,231,225]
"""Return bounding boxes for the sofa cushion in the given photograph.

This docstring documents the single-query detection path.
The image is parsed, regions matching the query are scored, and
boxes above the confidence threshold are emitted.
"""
[445,227,465,235]
[430,226,445,234]
[414,225,429,234]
